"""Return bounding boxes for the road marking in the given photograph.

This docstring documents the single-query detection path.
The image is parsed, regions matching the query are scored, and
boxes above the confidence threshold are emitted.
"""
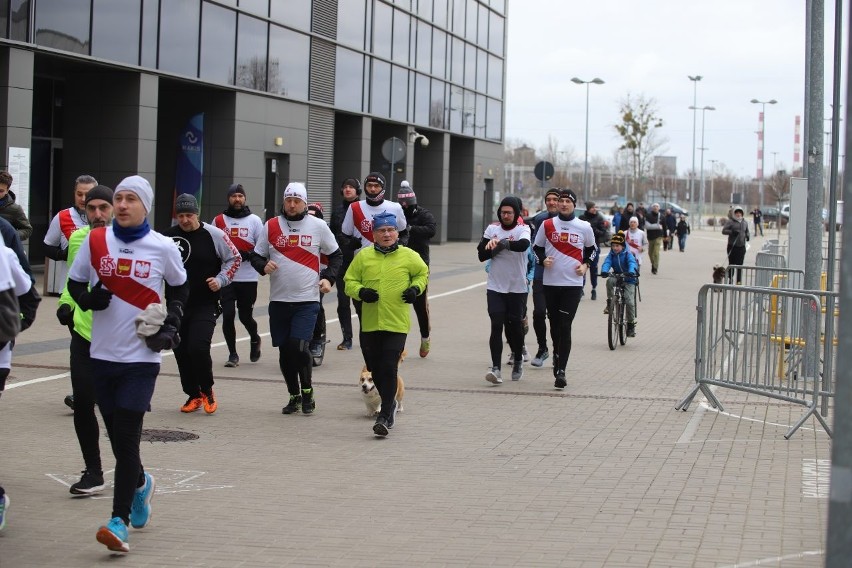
[6,281,489,390]
[716,549,823,568]
[802,459,830,498]
[46,467,233,496]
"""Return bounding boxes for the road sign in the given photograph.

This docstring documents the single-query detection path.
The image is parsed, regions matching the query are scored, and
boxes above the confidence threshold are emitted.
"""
[534,161,554,182]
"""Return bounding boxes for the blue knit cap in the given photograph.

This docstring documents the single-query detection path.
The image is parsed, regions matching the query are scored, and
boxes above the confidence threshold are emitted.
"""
[372,212,398,230]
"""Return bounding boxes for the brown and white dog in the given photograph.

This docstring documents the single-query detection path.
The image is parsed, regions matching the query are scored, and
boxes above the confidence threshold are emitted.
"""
[712,264,726,284]
[359,350,406,417]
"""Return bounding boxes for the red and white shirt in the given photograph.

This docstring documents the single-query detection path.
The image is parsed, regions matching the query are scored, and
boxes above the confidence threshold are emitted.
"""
[624,227,648,266]
[483,223,531,293]
[212,212,264,282]
[254,215,339,303]
[341,200,407,251]
[533,216,596,286]
[68,228,187,364]
[44,207,87,249]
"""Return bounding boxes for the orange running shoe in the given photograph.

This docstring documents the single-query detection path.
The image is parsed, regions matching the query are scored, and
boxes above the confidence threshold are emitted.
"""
[180,396,203,413]
[202,391,217,414]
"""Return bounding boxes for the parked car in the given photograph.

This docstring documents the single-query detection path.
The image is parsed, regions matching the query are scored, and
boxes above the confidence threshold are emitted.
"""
[659,201,689,217]
[761,207,787,226]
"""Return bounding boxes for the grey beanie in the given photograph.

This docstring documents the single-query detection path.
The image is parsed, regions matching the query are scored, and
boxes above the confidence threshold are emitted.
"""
[175,193,199,215]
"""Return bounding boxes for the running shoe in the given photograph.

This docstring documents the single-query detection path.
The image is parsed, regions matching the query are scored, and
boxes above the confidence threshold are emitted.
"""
[337,338,353,350]
[419,337,430,358]
[202,391,217,414]
[224,353,239,368]
[282,394,301,415]
[531,349,549,367]
[129,472,155,529]
[70,470,106,496]
[486,366,502,384]
[64,394,75,410]
[96,517,129,552]
[249,338,261,362]
[180,396,203,413]
[554,370,567,389]
[0,493,8,531]
[373,416,389,437]
[511,358,524,381]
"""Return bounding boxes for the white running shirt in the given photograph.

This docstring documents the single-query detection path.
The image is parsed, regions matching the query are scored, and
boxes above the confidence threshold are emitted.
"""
[212,212,264,282]
[533,216,596,286]
[482,222,531,293]
[341,200,407,251]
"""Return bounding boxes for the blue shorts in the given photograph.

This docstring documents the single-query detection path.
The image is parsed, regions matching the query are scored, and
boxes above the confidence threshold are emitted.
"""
[91,359,159,414]
[268,301,320,347]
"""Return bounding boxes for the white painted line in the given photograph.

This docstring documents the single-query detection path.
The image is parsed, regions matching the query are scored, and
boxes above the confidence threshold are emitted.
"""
[802,459,830,498]
[716,549,823,568]
[46,467,233,496]
[5,372,69,390]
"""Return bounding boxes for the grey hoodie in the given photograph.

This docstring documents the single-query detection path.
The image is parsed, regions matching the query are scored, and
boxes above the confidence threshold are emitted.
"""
[722,217,750,247]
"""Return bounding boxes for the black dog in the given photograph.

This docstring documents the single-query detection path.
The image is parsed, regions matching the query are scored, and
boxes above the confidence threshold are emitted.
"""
[712,265,726,284]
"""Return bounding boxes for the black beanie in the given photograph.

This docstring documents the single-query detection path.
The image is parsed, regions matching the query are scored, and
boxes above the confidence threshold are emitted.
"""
[175,193,199,215]
[341,178,361,195]
[85,185,114,205]
[227,183,246,197]
[498,196,521,228]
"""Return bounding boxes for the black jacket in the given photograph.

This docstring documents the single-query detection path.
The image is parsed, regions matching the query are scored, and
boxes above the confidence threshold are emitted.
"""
[579,210,608,244]
[403,205,437,265]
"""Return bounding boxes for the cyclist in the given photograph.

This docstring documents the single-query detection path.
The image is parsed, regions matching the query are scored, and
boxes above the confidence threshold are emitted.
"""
[600,232,639,337]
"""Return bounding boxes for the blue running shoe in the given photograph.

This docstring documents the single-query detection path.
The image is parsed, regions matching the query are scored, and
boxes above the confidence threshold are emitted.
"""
[0,493,9,531]
[129,472,155,529]
[96,517,129,552]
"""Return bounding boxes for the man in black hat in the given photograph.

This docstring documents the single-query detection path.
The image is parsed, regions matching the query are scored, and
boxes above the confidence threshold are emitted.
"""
[578,201,608,300]
[526,188,560,367]
[532,188,597,389]
[212,183,265,367]
[330,177,362,350]
[397,181,436,357]
[164,193,240,415]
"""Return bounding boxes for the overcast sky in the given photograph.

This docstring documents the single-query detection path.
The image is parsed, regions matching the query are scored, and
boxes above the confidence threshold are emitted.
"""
[504,1,846,180]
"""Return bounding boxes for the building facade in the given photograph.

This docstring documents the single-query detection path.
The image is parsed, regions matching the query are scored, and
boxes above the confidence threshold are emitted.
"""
[0,0,507,260]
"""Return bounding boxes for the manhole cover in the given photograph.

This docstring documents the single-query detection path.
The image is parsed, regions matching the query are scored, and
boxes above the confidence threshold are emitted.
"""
[141,429,199,442]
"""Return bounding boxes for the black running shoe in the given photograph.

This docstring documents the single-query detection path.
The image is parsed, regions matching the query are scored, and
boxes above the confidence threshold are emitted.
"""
[249,338,261,362]
[373,416,389,437]
[64,394,75,410]
[70,470,106,496]
[554,370,567,389]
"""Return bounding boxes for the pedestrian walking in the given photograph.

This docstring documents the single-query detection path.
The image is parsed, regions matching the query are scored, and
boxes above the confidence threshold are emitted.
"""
[722,206,750,284]
[579,201,608,299]
[344,212,428,437]
[527,188,559,367]
[307,202,330,363]
[212,183,264,367]
[662,207,677,251]
[330,177,362,350]
[478,196,532,384]
[0,171,33,241]
[533,188,597,389]
[675,215,690,252]
[67,175,188,553]
[249,183,342,415]
[397,181,436,357]
[751,207,764,236]
[644,203,664,274]
[165,194,240,415]
[56,185,116,496]
[618,202,637,232]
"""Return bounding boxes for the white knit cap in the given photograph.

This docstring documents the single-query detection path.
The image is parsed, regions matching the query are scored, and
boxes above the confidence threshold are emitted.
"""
[283,182,307,204]
[115,175,154,213]
[630,216,639,224]
[400,180,410,189]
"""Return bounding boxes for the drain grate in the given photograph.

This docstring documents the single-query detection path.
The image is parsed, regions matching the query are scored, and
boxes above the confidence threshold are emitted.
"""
[141,429,199,442]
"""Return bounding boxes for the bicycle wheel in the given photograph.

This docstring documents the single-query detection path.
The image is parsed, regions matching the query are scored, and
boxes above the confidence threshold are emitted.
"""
[618,295,627,345]
[607,298,618,350]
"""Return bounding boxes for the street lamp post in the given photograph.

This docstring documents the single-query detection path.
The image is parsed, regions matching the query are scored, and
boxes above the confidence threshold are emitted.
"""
[690,105,715,228]
[688,75,703,215]
[571,77,604,203]
[709,159,718,230]
[751,98,777,212]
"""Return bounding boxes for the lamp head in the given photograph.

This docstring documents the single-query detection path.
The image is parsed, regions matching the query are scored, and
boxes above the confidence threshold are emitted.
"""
[570,77,584,84]
[591,78,605,84]
[688,75,703,81]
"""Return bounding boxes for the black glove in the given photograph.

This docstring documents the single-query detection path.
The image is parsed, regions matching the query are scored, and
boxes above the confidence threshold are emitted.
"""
[76,281,113,311]
[359,288,379,303]
[401,286,419,303]
[492,238,509,253]
[56,304,75,327]
[57,247,68,261]
[600,272,610,278]
[146,323,180,352]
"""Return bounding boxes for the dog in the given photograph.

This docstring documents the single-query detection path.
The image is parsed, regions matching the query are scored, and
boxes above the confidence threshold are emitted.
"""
[712,264,726,284]
[359,349,406,417]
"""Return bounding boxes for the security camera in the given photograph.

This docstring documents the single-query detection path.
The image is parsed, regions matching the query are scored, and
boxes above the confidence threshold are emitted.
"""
[410,130,429,147]
[420,136,429,147]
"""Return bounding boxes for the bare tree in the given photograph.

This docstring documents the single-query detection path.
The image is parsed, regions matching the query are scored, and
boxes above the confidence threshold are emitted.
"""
[614,94,666,195]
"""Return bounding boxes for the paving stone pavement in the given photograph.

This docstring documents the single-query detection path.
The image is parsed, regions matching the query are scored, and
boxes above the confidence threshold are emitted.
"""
[0,227,830,567]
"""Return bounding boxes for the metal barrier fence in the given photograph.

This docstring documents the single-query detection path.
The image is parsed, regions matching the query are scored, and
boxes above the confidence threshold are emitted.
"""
[725,265,804,289]
[761,239,788,256]
[755,251,787,270]
[676,284,830,439]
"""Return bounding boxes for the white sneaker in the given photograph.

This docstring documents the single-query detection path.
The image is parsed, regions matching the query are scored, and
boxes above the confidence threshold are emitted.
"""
[486,366,502,384]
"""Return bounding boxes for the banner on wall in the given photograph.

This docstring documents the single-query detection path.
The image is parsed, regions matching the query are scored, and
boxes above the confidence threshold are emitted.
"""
[172,113,204,223]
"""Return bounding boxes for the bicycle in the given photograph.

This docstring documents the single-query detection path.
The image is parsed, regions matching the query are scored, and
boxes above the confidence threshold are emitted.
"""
[604,273,638,350]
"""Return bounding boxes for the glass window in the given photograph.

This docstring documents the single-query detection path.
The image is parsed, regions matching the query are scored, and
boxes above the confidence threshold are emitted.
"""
[451,0,464,36]
[140,0,158,68]
[486,96,501,140]
[372,1,391,59]
[462,88,474,135]
[450,36,463,84]
[464,42,474,88]
[218,0,236,5]
[92,0,141,66]
[10,0,29,42]
[200,2,235,84]
[465,0,476,41]
[429,79,444,128]
[393,0,410,10]
[335,47,364,112]
[488,10,503,56]
[477,3,488,46]
[0,0,8,38]
[449,86,463,132]
[476,48,486,92]
[413,72,430,125]
[489,0,505,14]
[431,28,446,80]
[370,58,390,118]
[235,14,268,90]
[487,54,502,98]
[432,0,447,26]
[416,0,431,21]
[392,8,409,65]
[34,0,91,55]
[475,92,485,136]
[238,0,267,17]
[390,64,408,122]
[159,0,200,77]
[268,25,309,100]
[337,0,365,48]
[414,20,430,72]
[271,0,310,31]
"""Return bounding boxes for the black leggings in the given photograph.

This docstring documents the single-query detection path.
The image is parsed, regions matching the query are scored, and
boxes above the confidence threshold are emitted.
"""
[727,244,747,283]
[70,331,101,473]
[361,331,406,419]
[174,304,218,397]
[532,279,548,351]
[543,286,583,372]
[336,276,354,340]
[100,409,146,524]
[486,290,526,368]
[412,285,431,338]
[221,281,259,355]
